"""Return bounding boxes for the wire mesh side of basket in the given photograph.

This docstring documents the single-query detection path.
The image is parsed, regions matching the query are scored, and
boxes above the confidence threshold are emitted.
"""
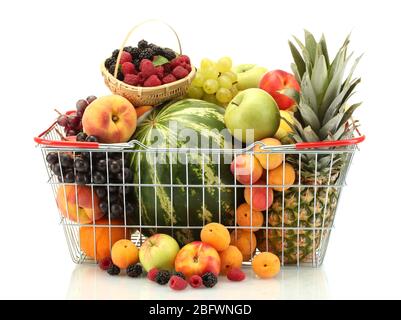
[38,123,358,267]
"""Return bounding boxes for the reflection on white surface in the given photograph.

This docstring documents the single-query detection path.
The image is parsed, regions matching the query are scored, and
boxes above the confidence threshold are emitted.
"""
[66,264,330,300]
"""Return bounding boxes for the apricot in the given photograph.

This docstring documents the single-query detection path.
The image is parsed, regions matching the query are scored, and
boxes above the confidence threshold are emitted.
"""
[79,218,127,261]
[135,105,153,119]
[244,181,274,211]
[230,230,257,261]
[230,154,263,185]
[268,162,296,191]
[111,239,139,269]
[200,222,230,252]
[253,138,283,170]
[252,252,281,279]
[236,203,264,231]
[219,245,243,275]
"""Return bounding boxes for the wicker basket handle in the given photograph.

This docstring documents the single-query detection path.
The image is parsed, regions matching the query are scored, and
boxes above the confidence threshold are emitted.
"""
[114,19,183,78]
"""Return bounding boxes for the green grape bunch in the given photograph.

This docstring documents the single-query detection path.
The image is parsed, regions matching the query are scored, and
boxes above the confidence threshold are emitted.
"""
[187,57,239,107]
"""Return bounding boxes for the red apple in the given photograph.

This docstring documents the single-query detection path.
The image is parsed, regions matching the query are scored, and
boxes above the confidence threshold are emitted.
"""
[259,70,300,110]
[174,241,221,278]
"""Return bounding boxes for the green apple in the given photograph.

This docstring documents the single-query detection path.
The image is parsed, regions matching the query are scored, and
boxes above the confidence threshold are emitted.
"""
[224,88,280,143]
[233,64,268,90]
[139,234,180,272]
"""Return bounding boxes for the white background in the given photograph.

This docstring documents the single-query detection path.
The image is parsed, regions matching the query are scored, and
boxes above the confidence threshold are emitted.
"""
[0,0,400,299]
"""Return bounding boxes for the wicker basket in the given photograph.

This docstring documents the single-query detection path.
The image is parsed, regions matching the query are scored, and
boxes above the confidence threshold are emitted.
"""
[101,20,195,106]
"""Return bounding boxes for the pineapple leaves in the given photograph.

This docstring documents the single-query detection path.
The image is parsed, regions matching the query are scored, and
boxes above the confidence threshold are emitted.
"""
[319,113,343,139]
[338,102,362,128]
[298,99,320,133]
[289,41,306,79]
[280,88,300,104]
[304,30,317,64]
[300,73,317,113]
[303,126,320,142]
[319,34,330,68]
[291,63,301,84]
[311,55,328,105]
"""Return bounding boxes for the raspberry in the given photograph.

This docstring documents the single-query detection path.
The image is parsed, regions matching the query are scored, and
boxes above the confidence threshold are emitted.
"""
[137,72,146,86]
[144,74,162,87]
[172,66,189,79]
[202,272,218,288]
[140,59,156,78]
[184,63,192,72]
[155,65,164,79]
[179,55,191,64]
[227,268,246,282]
[163,63,172,74]
[147,268,159,282]
[124,74,139,86]
[99,257,113,271]
[169,276,188,291]
[119,51,132,64]
[189,275,203,288]
[162,74,177,84]
[121,62,136,75]
[170,58,180,69]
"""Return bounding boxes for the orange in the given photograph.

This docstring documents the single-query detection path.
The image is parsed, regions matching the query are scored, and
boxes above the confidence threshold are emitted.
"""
[252,252,281,279]
[236,203,264,231]
[219,245,243,275]
[200,222,230,252]
[111,239,139,269]
[230,230,257,261]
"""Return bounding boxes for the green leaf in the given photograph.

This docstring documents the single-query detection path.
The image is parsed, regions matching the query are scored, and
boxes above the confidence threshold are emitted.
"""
[338,102,362,128]
[303,126,320,142]
[289,40,306,78]
[279,88,300,104]
[152,55,169,66]
[300,73,318,113]
[304,30,317,64]
[341,78,361,105]
[293,36,312,66]
[319,113,342,139]
[322,84,353,125]
[291,63,301,84]
[311,55,328,105]
[319,34,330,67]
[298,100,321,133]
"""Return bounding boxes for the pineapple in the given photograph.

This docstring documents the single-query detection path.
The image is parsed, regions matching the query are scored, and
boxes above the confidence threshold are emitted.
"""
[256,31,362,265]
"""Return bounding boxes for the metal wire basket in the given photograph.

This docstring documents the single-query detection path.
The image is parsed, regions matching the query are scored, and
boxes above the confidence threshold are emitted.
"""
[34,118,364,267]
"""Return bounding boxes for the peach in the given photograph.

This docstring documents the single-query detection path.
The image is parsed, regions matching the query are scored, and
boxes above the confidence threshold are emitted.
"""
[253,138,283,170]
[252,252,281,278]
[175,241,221,278]
[259,70,300,110]
[230,154,263,185]
[200,223,230,252]
[244,180,274,211]
[236,203,264,231]
[230,230,257,261]
[268,162,296,191]
[56,185,104,224]
[111,239,139,269]
[219,245,243,275]
[82,95,137,143]
[79,218,128,261]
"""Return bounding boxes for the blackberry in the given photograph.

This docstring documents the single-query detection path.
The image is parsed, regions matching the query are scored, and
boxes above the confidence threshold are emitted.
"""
[161,48,176,61]
[138,48,154,61]
[202,272,218,288]
[133,58,140,69]
[124,46,133,52]
[112,49,119,59]
[172,271,186,280]
[105,57,115,69]
[138,39,148,50]
[130,47,140,59]
[107,264,120,276]
[108,63,117,75]
[155,270,170,285]
[127,264,143,278]
[117,70,124,81]
[149,43,164,55]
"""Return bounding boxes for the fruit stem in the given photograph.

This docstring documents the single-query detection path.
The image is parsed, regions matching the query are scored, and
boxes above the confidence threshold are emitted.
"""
[54,127,68,141]
[54,108,63,116]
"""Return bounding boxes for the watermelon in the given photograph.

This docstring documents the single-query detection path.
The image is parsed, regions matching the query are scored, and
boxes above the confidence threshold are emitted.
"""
[130,99,237,246]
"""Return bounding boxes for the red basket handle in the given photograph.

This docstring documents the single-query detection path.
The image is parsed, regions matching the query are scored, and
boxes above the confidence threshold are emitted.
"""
[295,134,365,149]
[33,136,100,148]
